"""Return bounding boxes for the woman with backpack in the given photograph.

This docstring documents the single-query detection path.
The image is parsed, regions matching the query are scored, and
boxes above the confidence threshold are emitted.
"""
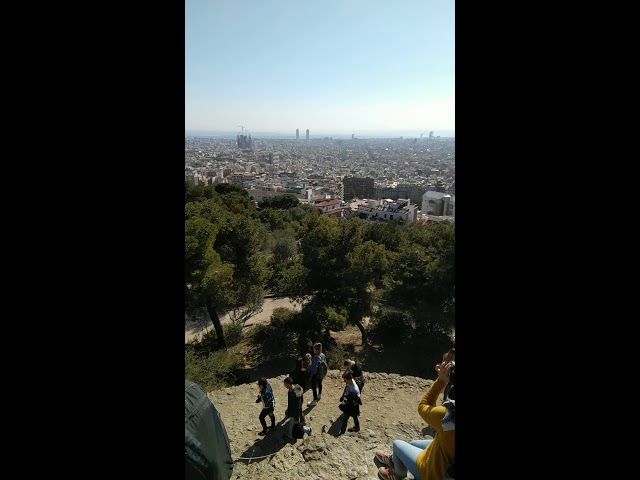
[307,342,327,407]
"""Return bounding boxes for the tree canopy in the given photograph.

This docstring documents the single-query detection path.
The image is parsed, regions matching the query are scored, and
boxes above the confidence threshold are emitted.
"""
[185,179,455,351]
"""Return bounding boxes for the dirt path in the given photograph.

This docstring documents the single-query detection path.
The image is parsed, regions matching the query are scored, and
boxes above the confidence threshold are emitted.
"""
[185,297,303,343]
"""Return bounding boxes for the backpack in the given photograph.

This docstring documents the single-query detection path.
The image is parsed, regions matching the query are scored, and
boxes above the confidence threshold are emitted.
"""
[317,354,328,380]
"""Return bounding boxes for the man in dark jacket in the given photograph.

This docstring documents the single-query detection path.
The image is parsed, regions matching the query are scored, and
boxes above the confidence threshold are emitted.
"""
[185,379,233,480]
[282,377,311,441]
[288,357,307,423]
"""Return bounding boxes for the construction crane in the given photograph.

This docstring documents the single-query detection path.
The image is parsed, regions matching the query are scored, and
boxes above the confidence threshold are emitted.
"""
[237,125,247,136]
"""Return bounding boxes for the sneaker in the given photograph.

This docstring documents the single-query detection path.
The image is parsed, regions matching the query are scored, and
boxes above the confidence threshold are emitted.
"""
[307,427,312,436]
[258,430,268,436]
[307,400,317,407]
[347,427,360,433]
[378,466,401,480]
[375,451,394,468]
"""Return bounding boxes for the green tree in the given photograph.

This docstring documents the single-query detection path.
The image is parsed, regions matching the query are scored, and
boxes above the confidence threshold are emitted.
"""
[258,194,300,210]
[185,217,234,347]
[296,216,386,345]
[271,234,297,264]
[185,180,216,204]
[185,194,268,347]
[383,222,455,335]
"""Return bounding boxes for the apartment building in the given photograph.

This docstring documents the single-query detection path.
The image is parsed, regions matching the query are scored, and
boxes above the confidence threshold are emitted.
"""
[421,191,455,216]
[356,198,417,224]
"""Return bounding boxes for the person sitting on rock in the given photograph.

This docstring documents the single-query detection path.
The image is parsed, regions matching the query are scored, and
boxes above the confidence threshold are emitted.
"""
[374,360,455,480]
[255,377,276,435]
[343,357,366,393]
[282,377,311,441]
[338,372,362,435]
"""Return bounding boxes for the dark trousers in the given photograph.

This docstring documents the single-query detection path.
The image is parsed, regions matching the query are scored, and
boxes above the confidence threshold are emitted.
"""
[311,374,323,400]
[355,377,365,393]
[259,407,275,431]
[339,411,360,434]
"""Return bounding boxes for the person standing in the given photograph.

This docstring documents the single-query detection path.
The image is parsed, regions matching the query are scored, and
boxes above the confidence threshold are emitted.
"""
[282,377,311,441]
[303,352,313,392]
[288,358,307,423]
[338,372,361,434]
[343,357,365,393]
[255,378,276,435]
[307,342,326,407]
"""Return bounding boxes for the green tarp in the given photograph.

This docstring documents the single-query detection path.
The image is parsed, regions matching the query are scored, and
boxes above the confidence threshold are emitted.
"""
[185,379,233,480]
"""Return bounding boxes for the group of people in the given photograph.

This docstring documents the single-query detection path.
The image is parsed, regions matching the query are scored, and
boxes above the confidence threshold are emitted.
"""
[255,342,367,441]
[186,346,455,480]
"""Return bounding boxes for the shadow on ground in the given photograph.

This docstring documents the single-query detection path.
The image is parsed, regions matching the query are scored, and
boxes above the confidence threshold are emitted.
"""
[327,415,344,437]
[235,415,305,465]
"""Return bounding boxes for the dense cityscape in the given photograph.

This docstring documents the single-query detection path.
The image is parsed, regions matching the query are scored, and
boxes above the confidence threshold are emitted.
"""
[185,130,455,224]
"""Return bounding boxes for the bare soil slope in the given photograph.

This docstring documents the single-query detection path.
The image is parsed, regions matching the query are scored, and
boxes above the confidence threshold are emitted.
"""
[207,370,443,480]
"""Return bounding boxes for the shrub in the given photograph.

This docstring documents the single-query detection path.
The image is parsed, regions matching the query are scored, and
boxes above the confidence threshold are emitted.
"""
[271,307,309,331]
[224,323,243,347]
[270,307,297,329]
[251,324,273,344]
[185,349,241,391]
[325,344,350,371]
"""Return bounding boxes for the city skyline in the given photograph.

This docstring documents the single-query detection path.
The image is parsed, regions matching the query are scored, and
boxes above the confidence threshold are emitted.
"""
[185,0,455,135]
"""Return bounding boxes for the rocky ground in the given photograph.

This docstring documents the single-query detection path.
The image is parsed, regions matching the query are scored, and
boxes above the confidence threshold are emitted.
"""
[207,370,443,480]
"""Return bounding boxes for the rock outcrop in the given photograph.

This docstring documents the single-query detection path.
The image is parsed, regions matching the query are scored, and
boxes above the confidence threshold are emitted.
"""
[207,370,441,480]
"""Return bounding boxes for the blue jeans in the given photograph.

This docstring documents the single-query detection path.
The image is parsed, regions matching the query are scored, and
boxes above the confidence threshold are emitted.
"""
[391,439,432,480]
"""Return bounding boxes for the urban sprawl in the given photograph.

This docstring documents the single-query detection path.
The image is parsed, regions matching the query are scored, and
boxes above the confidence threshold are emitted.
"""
[185,131,455,224]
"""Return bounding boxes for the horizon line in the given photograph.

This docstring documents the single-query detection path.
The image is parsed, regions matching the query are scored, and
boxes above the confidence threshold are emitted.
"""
[186,129,454,136]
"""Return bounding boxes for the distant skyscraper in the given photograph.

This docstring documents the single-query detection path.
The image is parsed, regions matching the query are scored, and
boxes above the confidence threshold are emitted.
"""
[296,129,299,140]
[429,131,434,140]
[352,134,355,140]
[306,129,309,141]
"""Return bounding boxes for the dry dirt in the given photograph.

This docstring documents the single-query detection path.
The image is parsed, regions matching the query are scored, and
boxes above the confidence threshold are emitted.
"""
[207,370,443,480]
[187,299,451,479]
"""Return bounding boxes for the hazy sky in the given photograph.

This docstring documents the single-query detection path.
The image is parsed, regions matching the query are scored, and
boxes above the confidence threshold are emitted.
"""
[185,0,455,136]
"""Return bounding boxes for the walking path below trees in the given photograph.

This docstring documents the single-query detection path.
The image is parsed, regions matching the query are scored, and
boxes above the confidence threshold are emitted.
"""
[185,297,302,344]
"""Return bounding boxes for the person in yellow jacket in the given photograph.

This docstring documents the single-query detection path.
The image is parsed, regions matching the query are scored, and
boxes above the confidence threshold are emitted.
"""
[375,360,455,480]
